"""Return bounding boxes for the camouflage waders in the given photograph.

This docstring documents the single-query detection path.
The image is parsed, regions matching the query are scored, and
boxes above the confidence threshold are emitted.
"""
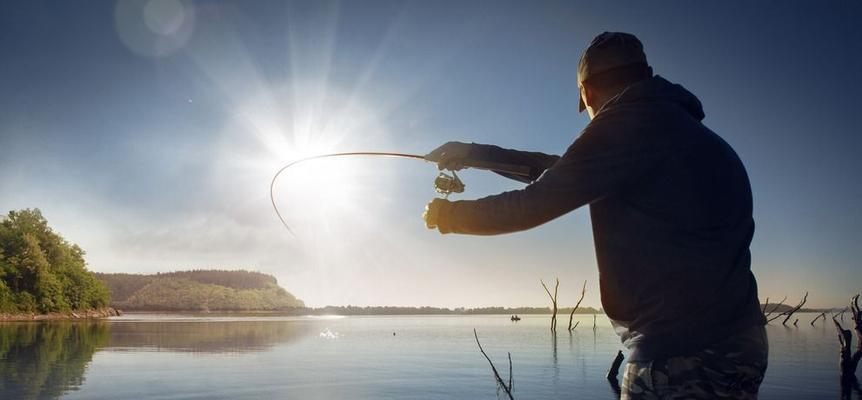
[621,325,768,400]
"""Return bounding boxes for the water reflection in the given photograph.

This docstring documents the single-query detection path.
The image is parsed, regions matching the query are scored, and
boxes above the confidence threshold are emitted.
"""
[0,317,850,400]
[0,320,315,399]
[0,323,107,400]
[106,320,314,353]
[551,333,559,384]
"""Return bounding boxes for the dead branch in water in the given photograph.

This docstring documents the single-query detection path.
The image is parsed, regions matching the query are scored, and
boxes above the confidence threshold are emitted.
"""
[541,278,559,333]
[474,329,514,400]
[593,314,597,331]
[763,296,787,319]
[834,307,849,323]
[811,311,828,326]
[765,292,807,325]
[607,350,625,380]
[607,350,625,397]
[781,292,808,325]
[508,352,513,392]
[761,297,769,314]
[834,294,862,398]
[568,280,587,332]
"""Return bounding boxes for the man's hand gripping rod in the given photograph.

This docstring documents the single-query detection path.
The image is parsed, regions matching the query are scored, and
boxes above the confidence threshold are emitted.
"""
[270,152,531,236]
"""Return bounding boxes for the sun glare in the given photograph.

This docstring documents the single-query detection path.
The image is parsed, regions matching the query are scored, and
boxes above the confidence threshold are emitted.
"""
[218,81,391,239]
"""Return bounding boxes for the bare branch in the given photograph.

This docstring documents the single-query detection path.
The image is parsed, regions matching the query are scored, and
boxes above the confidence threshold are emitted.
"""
[554,279,559,298]
[851,294,862,366]
[781,292,808,325]
[553,278,559,332]
[834,293,862,388]
[540,279,554,302]
[540,278,559,332]
[607,350,625,381]
[761,297,769,314]
[833,307,848,320]
[568,280,587,331]
[508,352,513,391]
[763,296,787,318]
[474,329,514,400]
[811,311,827,326]
[765,293,807,324]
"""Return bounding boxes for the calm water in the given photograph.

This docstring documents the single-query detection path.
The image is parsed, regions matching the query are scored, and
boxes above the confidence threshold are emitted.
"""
[0,314,845,399]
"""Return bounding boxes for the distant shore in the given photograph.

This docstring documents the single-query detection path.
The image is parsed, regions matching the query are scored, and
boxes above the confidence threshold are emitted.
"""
[1,306,834,321]
[109,305,604,316]
[111,305,834,317]
[0,307,122,322]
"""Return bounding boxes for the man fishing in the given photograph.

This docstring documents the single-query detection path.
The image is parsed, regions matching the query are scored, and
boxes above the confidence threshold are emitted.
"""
[423,32,768,399]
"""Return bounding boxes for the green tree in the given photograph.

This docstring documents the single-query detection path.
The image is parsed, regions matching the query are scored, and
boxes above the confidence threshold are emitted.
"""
[0,209,109,314]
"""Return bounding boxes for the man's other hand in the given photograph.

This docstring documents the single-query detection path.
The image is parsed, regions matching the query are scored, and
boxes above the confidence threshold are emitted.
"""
[423,198,450,230]
[425,141,474,171]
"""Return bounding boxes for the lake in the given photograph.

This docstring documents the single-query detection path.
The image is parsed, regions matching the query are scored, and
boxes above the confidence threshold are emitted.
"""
[0,313,847,399]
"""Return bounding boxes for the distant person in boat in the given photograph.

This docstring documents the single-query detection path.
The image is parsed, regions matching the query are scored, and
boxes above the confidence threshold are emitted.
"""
[424,32,767,399]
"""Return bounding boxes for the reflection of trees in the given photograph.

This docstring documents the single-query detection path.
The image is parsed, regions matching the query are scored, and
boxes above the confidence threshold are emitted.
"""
[0,322,108,400]
[0,320,314,399]
[107,321,314,353]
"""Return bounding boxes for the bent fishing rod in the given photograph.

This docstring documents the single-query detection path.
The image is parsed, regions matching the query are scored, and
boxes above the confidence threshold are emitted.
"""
[270,151,531,236]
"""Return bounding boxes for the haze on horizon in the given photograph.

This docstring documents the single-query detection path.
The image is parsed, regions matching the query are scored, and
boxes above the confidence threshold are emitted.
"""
[1,1,860,309]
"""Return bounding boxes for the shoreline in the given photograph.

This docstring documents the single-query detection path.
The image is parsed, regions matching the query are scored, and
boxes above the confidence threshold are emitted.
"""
[106,309,827,316]
[0,307,122,322]
[110,308,605,316]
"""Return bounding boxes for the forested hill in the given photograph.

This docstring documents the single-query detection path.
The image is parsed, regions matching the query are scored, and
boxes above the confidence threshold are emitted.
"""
[95,270,304,311]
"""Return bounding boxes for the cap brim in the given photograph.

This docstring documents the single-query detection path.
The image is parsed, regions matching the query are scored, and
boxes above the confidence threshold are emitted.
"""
[578,96,586,113]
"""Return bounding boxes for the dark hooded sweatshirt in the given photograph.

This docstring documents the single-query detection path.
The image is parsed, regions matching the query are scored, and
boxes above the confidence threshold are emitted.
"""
[436,76,766,361]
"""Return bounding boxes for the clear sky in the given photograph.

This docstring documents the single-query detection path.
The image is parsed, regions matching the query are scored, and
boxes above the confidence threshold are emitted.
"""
[1,0,860,308]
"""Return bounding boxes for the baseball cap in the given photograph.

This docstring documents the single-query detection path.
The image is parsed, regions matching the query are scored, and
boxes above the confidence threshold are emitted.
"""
[578,32,649,112]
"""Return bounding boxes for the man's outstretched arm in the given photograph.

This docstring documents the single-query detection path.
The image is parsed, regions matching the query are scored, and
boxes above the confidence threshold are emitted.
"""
[426,119,687,235]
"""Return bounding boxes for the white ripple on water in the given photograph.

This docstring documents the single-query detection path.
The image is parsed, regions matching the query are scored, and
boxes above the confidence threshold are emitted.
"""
[319,328,340,339]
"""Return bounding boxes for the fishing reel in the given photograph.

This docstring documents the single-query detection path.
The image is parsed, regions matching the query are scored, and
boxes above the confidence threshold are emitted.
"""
[434,171,465,198]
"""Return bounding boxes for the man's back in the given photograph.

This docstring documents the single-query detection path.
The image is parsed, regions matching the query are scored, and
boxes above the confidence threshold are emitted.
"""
[586,76,766,360]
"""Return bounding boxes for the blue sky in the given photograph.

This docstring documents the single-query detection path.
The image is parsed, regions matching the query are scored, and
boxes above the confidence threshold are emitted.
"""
[1,0,860,308]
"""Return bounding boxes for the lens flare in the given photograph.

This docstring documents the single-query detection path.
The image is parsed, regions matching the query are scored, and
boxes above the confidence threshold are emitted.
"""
[115,0,195,57]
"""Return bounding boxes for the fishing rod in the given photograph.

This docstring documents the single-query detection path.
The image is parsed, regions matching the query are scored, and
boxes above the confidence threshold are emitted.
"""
[270,151,532,236]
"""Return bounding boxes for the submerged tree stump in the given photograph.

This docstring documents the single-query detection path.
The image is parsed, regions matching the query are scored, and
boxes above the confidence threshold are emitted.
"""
[541,278,559,333]
[607,350,625,397]
[474,329,514,400]
[568,280,587,332]
[763,295,787,319]
[765,292,807,325]
[834,294,862,399]
[811,311,828,326]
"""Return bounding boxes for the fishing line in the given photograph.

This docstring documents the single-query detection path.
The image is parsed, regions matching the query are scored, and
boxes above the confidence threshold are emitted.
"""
[269,152,429,236]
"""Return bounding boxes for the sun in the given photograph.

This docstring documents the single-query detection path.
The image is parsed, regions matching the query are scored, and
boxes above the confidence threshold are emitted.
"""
[216,80,391,237]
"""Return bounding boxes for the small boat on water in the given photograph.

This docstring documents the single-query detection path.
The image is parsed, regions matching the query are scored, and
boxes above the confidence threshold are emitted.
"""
[510,315,521,322]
